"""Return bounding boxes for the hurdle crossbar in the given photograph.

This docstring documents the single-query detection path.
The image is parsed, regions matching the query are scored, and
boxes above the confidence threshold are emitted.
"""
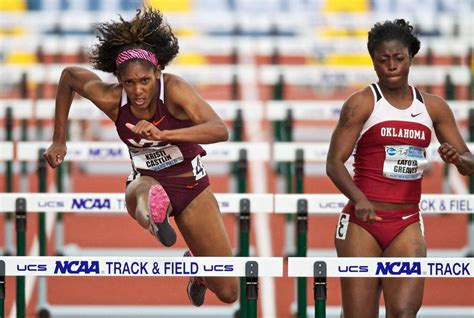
[0,99,264,121]
[260,65,471,86]
[13,141,270,162]
[293,305,474,318]
[0,64,256,85]
[4,141,474,164]
[274,193,474,214]
[2,63,472,87]
[0,256,283,277]
[0,142,13,161]
[1,257,281,318]
[2,99,472,122]
[288,257,473,278]
[265,100,474,121]
[0,193,273,214]
[273,142,474,163]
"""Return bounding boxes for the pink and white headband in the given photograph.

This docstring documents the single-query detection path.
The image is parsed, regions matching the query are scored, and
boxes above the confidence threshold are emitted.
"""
[115,48,159,67]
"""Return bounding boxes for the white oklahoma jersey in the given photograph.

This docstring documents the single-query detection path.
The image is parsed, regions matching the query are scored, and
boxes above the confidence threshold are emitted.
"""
[353,83,433,204]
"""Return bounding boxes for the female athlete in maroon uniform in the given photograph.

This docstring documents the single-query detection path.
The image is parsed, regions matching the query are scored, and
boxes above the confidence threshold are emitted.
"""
[44,8,238,307]
[326,19,474,318]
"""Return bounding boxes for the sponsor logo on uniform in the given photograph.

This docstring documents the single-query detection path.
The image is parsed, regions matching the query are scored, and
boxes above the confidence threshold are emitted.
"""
[386,147,397,156]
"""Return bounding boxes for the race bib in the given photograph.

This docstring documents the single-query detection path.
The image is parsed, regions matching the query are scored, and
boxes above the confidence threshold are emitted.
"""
[131,145,183,171]
[336,213,350,240]
[191,155,207,180]
[383,145,428,180]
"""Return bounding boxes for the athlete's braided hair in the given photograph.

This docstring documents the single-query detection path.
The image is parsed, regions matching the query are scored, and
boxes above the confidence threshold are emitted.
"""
[89,7,179,73]
[367,19,420,59]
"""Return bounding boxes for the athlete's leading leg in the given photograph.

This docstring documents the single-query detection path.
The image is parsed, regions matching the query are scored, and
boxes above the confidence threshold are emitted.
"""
[175,186,239,304]
[382,221,426,318]
[125,176,176,246]
[335,221,383,318]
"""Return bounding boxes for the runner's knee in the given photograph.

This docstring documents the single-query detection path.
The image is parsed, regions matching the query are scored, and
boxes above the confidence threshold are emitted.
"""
[212,278,239,304]
[386,302,420,318]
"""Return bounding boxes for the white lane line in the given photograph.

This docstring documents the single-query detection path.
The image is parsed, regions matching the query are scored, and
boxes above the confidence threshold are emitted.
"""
[239,51,276,317]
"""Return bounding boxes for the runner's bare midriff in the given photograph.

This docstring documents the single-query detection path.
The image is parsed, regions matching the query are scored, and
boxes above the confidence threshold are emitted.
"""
[175,170,194,177]
[370,200,418,210]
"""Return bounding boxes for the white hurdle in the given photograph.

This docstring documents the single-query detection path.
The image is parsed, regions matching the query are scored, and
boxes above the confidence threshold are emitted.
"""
[0,63,257,86]
[1,63,472,88]
[275,193,474,317]
[13,139,271,177]
[0,256,283,277]
[273,141,474,163]
[0,192,273,214]
[287,256,473,318]
[0,256,282,318]
[6,141,271,258]
[0,189,272,256]
[274,194,474,214]
[288,257,473,278]
[0,98,265,122]
[260,65,472,87]
[266,100,474,121]
[0,142,14,160]
[0,192,274,318]
[272,143,474,258]
[274,193,474,258]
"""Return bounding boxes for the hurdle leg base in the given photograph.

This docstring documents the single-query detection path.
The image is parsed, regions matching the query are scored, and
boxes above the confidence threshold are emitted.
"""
[38,307,51,318]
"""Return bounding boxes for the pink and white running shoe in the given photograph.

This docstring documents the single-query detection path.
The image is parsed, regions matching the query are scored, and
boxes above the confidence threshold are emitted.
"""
[148,184,176,247]
[184,250,207,306]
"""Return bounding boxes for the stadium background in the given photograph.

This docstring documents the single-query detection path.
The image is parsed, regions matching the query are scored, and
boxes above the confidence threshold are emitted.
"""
[0,0,473,317]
